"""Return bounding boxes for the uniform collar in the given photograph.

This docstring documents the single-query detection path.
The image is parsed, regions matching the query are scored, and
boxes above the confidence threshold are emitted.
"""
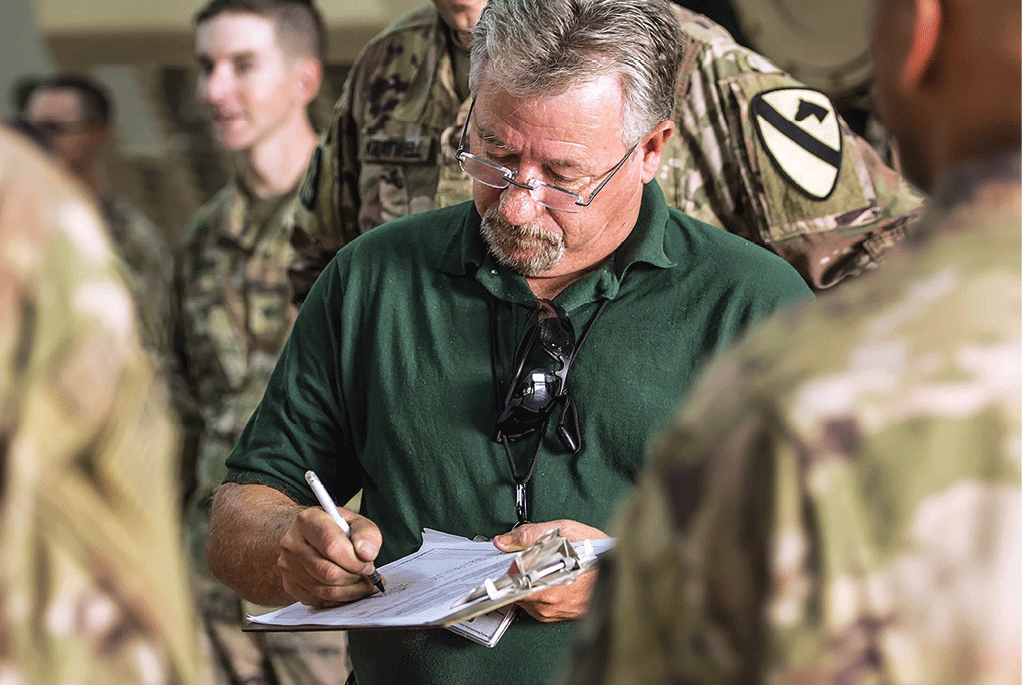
[217,179,294,251]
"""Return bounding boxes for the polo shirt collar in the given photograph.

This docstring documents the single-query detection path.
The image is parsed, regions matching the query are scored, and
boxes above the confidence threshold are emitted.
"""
[438,181,675,304]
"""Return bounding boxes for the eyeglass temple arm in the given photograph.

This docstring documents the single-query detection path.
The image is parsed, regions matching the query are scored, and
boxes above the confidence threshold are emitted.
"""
[572,143,638,208]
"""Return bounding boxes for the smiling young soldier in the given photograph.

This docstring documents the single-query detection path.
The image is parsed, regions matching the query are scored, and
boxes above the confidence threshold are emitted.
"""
[206,1,811,684]
[170,1,350,683]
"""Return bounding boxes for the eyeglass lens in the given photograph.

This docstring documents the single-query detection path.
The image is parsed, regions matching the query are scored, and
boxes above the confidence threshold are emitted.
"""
[458,154,584,213]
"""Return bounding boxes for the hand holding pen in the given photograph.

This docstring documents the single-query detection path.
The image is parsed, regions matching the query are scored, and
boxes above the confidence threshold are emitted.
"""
[304,470,386,595]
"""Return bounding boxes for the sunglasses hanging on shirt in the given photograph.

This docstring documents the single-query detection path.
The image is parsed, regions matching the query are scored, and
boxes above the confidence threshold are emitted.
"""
[490,297,609,525]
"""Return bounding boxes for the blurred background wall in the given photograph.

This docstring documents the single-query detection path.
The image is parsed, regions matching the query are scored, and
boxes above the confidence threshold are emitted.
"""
[0,0,425,245]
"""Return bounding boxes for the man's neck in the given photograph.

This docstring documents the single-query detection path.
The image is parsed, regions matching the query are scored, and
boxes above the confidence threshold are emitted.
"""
[234,115,317,199]
[526,261,606,300]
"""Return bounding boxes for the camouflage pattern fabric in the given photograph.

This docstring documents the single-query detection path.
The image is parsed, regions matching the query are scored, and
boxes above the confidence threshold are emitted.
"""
[560,154,1021,685]
[172,180,349,685]
[289,3,468,304]
[102,196,173,360]
[0,128,199,684]
[289,4,924,300]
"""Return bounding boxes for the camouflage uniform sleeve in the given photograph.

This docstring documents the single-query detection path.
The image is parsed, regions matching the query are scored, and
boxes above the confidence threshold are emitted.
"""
[0,133,198,684]
[124,203,174,362]
[659,13,925,290]
[287,66,363,306]
[101,199,174,362]
[126,206,174,359]
[168,229,206,508]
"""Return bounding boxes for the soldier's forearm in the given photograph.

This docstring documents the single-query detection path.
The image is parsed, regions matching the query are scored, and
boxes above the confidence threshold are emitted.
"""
[206,482,302,607]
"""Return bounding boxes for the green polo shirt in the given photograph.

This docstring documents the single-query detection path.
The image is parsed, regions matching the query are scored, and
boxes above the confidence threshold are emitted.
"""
[225,181,810,685]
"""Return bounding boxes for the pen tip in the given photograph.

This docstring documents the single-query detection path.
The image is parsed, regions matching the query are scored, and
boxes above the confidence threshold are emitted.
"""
[368,571,386,594]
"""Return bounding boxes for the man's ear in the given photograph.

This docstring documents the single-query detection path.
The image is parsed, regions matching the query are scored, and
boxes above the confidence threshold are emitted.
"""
[902,0,943,92]
[296,58,323,105]
[638,119,674,184]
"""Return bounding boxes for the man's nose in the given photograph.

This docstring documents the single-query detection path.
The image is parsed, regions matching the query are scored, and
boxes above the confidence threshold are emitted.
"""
[499,179,543,226]
[201,65,232,104]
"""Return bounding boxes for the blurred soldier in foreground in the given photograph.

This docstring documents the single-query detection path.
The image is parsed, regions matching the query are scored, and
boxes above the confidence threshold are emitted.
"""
[171,1,349,683]
[0,126,198,683]
[561,0,1021,682]
[288,1,922,300]
[21,74,173,356]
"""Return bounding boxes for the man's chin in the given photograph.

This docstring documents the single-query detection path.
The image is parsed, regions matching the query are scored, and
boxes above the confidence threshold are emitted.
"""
[212,125,251,152]
[480,212,564,276]
[490,243,562,277]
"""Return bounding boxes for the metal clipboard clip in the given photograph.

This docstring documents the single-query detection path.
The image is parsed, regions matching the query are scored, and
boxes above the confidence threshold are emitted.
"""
[446,529,599,622]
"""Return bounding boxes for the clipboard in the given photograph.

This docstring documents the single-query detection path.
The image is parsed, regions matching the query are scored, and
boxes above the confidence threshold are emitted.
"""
[441,530,602,625]
[244,528,613,648]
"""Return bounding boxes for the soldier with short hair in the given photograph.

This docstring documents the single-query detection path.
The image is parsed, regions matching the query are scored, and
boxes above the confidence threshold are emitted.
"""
[0,125,198,685]
[21,74,173,358]
[171,1,349,682]
[288,1,922,301]
[560,0,1021,681]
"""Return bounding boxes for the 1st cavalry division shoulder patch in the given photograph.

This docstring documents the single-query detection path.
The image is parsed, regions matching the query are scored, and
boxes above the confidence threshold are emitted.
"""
[750,87,843,200]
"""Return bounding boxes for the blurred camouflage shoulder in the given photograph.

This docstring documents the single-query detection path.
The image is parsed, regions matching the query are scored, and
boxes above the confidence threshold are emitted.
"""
[0,128,199,684]
[562,168,1021,685]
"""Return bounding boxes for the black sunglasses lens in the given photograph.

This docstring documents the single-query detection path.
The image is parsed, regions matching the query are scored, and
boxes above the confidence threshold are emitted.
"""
[516,369,560,412]
[496,370,560,437]
[535,300,574,357]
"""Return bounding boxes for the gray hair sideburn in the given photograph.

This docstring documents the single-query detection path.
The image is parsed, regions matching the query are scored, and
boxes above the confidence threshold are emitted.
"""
[469,0,683,145]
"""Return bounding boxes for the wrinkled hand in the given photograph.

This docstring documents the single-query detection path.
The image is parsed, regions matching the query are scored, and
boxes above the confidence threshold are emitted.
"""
[277,506,384,608]
[493,519,609,622]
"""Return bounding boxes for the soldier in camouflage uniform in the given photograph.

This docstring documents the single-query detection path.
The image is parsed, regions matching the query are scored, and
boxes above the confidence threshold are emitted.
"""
[289,2,922,299]
[22,75,173,356]
[288,0,484,302]
[0,126,199,684]
[172,2,349,683]
[560,0,1021,682]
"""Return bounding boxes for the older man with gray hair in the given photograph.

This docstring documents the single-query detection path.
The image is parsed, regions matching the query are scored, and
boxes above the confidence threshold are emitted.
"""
[205,1,811,683]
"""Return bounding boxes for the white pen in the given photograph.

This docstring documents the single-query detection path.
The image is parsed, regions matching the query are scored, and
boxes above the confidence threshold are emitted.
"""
[304,470,385,594]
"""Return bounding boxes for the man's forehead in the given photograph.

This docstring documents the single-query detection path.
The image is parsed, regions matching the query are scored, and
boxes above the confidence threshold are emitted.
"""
[25,88,82,120]
[195,11,282,58]
[472,78,626,159]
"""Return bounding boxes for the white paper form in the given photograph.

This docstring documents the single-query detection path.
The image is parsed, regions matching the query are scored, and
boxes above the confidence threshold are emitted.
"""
[249,530,514,629]
[248,529,613,634]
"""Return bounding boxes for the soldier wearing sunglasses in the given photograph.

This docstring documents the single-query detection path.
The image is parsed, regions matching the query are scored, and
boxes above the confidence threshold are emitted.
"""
[20,74,172,360]
[207,2,811,684]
